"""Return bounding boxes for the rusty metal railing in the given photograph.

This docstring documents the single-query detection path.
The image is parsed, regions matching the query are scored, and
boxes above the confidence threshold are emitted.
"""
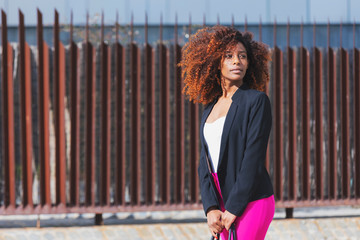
[0,10,360,222]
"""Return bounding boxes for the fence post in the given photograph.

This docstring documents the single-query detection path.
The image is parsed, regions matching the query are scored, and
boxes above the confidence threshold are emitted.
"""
[144,14,156,205]
[314,47,324,200]
[95,213,103,225]
[54,9,67,207]
[84,13,96,207]
[114,15,127,206]
[99,12,111,207]
[301,45,311,201]
[69,11,80,206]
[287,46,297,201]
[285,208,293,219]
[188,15,200,204]
[273,46,283,201]
[327,46,337,200]
[130,15,142,205]
[174,15,185,204]
[37,9,51,208]
[19,9,34,209]
[340,48,350,199]
[1,10,16,210]
[354,47,360,199]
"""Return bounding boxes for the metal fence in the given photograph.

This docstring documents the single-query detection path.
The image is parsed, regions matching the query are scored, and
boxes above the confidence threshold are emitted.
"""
[1,10,360,221]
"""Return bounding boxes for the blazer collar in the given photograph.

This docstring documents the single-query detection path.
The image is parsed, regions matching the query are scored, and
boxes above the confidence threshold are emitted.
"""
[231,81,250,101]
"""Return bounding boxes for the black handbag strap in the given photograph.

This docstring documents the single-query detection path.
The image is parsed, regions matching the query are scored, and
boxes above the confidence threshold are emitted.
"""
[228,224,237,240]
[209,224,236,240]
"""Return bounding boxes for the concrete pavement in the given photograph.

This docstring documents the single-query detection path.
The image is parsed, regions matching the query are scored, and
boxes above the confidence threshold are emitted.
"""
[0,207,359,239]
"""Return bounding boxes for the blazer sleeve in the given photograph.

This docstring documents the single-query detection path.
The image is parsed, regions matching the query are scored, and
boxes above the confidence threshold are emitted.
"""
[198,148,219,216]
[224,93,272,216]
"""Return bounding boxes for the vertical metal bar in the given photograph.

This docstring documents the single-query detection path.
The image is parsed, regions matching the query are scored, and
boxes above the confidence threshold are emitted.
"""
[100,11,104,43]
[273,47,283,201]
[144,46,155,204]
[188,18,200,203]
[85,12,89,42]
[340,20,343,48]
[300,20,303,48]
[328,47,337,200]
[130,12,140,205]
[59,35,67,206]
[354,48,360,199]
[327,19,330,48]
[144,16,156,204]
[130,43,141,205]
[69,14,80,206]
[231,15,234,27]
[37,9,51,207]
[174,17,185,204]
[116,11,119,42]
[145,12,148,43]
[314,47,323,200]
[115,42,126,205]
[313,20,316,48]
[287,46,297,201]
[326,33,334,204]
[301,47,311,200]
[54,10,66,206]
[273,18,277,47]
[159,17,171,204]
[19,10,33,208]
[287,19,290,48]
[244,15,247,31]
[353,20,356,50]
[84,40,96,206]
[340,48,350,199]
[1,10,16,208]
[130,13,134,43]
[99,15,111,206]
[114,20,126,206]
[259,16,262,43]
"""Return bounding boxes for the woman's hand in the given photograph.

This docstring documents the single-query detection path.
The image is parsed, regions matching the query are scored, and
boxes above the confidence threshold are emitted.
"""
[222,210,237,230]
[207,209,224,238]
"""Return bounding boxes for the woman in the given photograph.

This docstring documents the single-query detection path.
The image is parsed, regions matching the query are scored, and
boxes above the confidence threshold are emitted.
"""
[180,26,275,239]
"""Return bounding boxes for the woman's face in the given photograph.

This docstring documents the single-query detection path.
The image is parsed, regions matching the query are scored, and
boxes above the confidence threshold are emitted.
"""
[220,42,248,83]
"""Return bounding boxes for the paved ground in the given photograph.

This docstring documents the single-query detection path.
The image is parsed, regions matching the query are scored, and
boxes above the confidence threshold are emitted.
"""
[0,207,359,239]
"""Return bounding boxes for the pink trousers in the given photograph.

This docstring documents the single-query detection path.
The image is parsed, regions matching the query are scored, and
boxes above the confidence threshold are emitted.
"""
[211,173,275,240]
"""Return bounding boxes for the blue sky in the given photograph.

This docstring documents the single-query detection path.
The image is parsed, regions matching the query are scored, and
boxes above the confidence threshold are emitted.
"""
[0,0,358,26]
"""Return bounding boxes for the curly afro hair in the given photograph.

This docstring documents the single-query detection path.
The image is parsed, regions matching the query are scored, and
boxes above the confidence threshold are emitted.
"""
[180,25,271,105]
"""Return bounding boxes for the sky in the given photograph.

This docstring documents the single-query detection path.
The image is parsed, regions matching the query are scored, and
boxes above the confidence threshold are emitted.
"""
[0,0,358,26]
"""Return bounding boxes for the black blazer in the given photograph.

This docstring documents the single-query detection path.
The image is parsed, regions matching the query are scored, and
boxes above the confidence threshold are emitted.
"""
[198,83,274,217]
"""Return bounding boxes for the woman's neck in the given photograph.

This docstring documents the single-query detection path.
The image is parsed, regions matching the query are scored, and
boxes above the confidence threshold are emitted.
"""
[221,79,243,98]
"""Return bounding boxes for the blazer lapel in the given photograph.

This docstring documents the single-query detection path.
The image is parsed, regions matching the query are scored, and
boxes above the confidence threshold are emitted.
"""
[217,98,238,172]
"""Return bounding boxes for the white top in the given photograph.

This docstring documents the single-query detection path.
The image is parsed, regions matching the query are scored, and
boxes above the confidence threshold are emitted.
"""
[203,116,226,173]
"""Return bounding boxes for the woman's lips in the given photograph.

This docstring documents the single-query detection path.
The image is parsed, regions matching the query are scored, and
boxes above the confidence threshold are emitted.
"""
[230,69,242,73]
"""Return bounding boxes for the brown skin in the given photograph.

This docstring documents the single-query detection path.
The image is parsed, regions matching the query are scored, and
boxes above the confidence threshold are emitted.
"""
[207,208,224,238]
[207,42,249,237]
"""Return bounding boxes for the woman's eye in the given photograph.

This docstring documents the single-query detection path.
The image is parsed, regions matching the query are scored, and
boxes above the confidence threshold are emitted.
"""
[240,55,247,59]
[225,54,232,58]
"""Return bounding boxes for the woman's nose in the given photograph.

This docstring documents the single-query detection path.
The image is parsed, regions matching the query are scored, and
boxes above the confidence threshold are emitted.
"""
[233,56,240,64]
